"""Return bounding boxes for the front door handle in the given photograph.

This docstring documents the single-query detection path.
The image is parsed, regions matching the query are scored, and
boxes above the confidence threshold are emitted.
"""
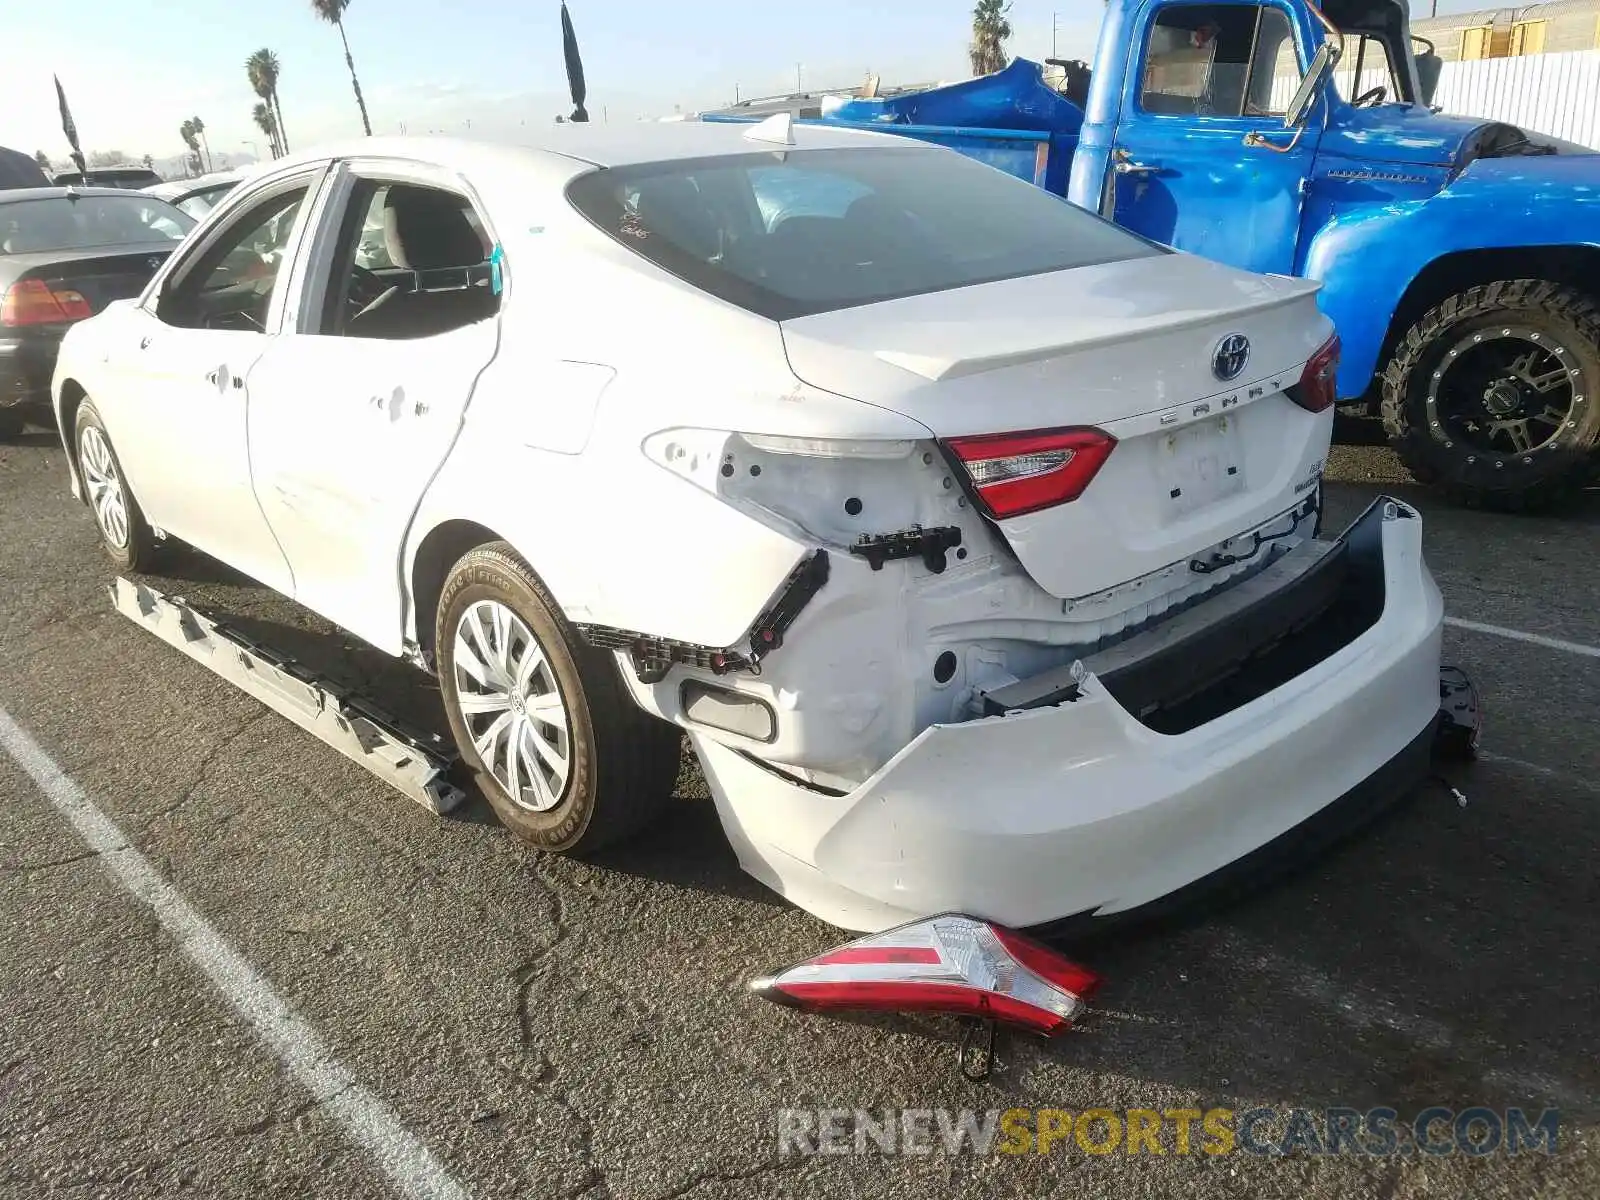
[138,335,152,350]
[1113,149,1160,176]
[206,369,221,387]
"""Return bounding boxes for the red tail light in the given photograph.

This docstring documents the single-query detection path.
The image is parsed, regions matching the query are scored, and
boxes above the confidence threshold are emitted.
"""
[750,914,1102,1036]
[1289,334,1341,414]
[0,279,92,327]
[944,427,1117,518]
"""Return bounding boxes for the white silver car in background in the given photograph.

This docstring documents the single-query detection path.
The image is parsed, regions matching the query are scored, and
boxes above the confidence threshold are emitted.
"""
[50,124,1448,935]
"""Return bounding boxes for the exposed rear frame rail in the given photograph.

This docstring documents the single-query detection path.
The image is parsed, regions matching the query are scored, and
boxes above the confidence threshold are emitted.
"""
[108,576,465,815]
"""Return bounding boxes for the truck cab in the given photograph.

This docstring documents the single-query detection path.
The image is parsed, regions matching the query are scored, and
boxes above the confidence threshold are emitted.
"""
[1071,0,1600,510]
[757,0,1600,511]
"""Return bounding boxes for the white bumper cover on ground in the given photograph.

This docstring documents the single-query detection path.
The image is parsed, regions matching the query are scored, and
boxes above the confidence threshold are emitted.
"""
[697,498,1445,932]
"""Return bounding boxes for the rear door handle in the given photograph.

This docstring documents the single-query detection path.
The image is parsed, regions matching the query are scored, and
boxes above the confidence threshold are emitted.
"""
[206,369,220,386]
[1113,151,1160,176]
[139,335,152,350]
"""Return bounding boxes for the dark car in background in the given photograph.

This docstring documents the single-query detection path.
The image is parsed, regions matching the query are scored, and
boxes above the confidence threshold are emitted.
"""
[0,146,51,191]
[1,187,194,436]
[51,166,164,191]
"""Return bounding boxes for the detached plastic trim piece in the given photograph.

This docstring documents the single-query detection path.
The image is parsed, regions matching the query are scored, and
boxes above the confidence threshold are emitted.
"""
[108,576,465,815]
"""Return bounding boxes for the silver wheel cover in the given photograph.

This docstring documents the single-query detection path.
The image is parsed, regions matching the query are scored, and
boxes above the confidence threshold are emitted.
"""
[79,426,130,550]
[452,600,572,812]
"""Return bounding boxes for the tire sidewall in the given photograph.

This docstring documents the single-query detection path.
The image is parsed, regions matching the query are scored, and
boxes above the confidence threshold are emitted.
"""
[1387,289,1600,501]
[435,554,600,851]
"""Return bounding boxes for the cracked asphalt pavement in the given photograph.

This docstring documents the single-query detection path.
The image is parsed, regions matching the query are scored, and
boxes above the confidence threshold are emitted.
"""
[1,424,1596,1199]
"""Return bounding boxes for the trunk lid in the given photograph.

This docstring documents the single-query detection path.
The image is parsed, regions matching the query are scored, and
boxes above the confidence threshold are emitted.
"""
[2,244,175,317]
[779,252,1333,601]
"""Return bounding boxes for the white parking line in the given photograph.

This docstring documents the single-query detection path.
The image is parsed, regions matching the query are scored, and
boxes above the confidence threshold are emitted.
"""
[0,705,472,1200]
[1444,617,1600,660]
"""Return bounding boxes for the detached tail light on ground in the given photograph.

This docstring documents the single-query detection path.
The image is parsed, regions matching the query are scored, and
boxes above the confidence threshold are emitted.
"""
[1289,334,1342,414]
[750,914,1101,1036]
[0,279,91,327]
[944,427,1116,518]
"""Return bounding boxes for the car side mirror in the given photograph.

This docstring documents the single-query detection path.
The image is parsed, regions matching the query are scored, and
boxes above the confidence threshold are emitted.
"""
[1284,42,1339,129]
[1416,51,1443,107]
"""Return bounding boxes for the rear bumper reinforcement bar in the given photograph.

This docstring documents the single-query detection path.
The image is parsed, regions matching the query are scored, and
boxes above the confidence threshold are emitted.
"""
[109,576,465,815]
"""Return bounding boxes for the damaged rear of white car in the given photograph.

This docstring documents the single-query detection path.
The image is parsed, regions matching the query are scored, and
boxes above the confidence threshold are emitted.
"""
[542,135,1445,934]
[54,127,1449,940]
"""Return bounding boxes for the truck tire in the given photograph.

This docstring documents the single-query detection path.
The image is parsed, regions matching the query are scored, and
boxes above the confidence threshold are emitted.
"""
[74,400,158,571]
[1381,280,1600,512]
[435,542,681,856]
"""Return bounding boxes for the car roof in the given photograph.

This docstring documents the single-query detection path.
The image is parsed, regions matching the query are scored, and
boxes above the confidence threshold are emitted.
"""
[0,185,161,204]
[267,121,914,179]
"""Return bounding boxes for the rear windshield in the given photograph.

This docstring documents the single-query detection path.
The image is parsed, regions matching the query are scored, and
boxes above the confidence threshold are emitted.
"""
[54,170,162,189]
[566,146,1165,320]
[0,195,194,255]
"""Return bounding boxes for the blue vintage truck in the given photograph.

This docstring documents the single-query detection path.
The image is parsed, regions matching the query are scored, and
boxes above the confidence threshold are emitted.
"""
[705,0,1600,511]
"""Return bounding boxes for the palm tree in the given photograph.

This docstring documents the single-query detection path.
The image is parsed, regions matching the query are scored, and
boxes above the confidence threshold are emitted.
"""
[246,49,290,155]
[311,0,372,136]
[191,115,214,172]
[970,0,1014,76]
[179,120,204,176]
[33,151,50,172]
[252,103,282,158]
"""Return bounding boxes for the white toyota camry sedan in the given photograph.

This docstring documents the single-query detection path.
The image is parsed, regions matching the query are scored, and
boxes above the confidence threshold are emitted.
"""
[51,121,1447,934]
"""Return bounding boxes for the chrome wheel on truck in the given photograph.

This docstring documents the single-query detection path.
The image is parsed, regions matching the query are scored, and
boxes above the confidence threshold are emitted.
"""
[1382,279,1600,512]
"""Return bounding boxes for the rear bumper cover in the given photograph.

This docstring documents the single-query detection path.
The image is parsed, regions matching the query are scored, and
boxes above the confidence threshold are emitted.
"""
[0,329,66,410]
[695,497,1443,932]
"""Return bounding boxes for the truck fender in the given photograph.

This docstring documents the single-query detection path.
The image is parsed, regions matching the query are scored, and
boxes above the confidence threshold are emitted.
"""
[1302,157,1600,399]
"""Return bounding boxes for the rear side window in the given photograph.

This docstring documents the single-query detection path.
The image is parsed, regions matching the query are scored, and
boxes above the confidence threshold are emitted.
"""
[567,147,1164,320]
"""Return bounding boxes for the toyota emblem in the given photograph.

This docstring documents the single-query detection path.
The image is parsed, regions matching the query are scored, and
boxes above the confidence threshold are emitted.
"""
[1212,333,1251,382]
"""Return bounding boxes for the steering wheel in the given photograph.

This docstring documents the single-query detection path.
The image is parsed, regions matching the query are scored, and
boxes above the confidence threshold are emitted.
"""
[346,263,392,320]
[1352,86,1387,108]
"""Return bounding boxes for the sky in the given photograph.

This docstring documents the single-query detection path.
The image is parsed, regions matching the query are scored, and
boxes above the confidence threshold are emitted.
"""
[5,0,1498,171]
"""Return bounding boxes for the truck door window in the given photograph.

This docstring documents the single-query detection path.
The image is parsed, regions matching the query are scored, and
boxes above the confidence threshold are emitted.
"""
[1332,34,1397,104]
[1140,5,1298,118]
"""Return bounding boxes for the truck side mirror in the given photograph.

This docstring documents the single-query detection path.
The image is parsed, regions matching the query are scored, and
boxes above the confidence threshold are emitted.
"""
[1416,51,1443,107]
[1284,43,1339,129]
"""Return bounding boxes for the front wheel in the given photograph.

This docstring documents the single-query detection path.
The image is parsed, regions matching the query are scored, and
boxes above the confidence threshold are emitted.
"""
[1380,279,1600,512]
[434,542,682,855]
[74,401,157,570]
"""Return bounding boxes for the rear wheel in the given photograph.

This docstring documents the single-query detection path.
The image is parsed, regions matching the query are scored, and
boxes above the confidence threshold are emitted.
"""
[435,542,681,855]
[1381,280,1600,512]
[75,401,157,570]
